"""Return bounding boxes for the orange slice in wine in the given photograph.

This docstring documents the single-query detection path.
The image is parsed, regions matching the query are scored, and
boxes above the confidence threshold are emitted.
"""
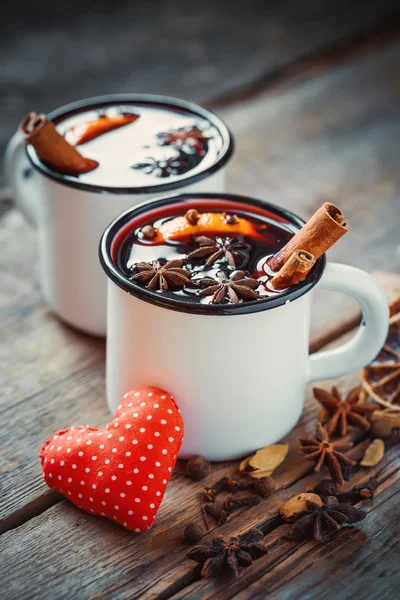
[66,114,139,145]
[157,212,259,242]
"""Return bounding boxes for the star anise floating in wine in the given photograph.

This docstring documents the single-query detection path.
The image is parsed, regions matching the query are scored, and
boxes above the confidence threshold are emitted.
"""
[300,423,356,485]
[188,235,250,268]
[288,496,367,542]
[314,386,377,436]
[187,528,268,578]
[132,151,198,178]
[129,259,192,292]
[198,271,260,304]
[157,125,210,155]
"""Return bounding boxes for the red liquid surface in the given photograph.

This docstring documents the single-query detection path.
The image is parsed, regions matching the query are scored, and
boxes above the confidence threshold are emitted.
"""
[115,199,306,306]
[53,102,223,188]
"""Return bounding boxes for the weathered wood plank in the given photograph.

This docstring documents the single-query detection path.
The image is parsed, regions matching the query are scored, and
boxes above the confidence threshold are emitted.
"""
[1,0,400,173]
[170,451,400,600]
[1,364,398,600]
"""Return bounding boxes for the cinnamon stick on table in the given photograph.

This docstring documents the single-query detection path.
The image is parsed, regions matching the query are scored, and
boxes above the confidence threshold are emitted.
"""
[271,250,316,290]
[20,112,98,176]
[268,202,348,272]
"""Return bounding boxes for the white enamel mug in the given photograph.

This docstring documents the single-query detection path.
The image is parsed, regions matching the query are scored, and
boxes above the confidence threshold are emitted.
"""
[4,95,233,336]
[100,193,389,461]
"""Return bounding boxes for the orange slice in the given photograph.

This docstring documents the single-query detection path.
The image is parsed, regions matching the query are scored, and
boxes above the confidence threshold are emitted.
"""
[158,212,259,242]
[66,114,139,145]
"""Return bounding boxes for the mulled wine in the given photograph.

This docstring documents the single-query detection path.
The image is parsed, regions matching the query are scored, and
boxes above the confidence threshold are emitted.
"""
[114,197,318,307]
[34,99,226,189]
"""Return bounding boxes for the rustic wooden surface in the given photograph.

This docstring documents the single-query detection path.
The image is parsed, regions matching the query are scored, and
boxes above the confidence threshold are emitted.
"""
[1,4,400,599]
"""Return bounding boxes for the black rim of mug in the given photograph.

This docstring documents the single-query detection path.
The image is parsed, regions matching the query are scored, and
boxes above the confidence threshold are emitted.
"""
[25,94,234,194]
[99,192,326,316]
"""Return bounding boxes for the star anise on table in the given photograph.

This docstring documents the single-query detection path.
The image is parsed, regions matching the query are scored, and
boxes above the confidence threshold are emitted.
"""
[300,423,357,485]
[187,236,250,268]
[198,271,260,304]
[129,259,192,292]
[187,528,268,578]
[288,496,367,542]
[314,386,377,436]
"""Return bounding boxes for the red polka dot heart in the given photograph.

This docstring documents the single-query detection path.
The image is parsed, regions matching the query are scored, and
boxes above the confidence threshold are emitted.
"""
[39,388,184,532]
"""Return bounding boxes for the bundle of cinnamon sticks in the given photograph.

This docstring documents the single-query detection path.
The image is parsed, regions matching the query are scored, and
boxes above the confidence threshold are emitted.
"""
[269,202,348,289]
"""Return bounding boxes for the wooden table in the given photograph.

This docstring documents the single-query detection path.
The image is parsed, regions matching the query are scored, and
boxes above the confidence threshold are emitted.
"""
[1,3,400,598]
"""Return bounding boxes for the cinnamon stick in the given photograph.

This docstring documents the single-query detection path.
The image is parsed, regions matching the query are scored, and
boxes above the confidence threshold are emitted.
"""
[20,112,98,175]
[271,250,316,290]
[268,202,348,272]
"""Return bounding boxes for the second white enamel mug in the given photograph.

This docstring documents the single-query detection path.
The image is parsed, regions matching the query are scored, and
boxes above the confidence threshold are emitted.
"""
[4,95,233,336]
[100,193,389,460]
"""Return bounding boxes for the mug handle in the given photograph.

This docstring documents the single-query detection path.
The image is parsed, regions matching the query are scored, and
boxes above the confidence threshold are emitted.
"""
[4,131,37,226]
[309,262,389,381]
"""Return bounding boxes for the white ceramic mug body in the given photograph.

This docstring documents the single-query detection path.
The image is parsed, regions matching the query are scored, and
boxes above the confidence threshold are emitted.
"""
[100,194,389,460]
[4,95,233,336]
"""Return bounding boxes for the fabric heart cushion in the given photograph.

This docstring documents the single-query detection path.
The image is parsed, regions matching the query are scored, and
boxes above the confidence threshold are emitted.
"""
[39,388,184,532]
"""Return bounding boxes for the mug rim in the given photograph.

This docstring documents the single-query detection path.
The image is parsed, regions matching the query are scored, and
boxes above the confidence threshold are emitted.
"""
[25,93,234,194]
[99,193,326,316]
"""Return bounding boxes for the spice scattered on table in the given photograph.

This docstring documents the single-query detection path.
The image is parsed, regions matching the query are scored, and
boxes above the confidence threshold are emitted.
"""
[184,522,204,544]
[313,386,376,436]
[240,443,289,478]
[204,475,275,502]
[360,439,385,467]
[335,477,378,503]
[313,479,338,498]
[187,528,268,577]
[300,423,356,485]
[280,493,323,522]
[185,455,211,481]
[288,496,367,542]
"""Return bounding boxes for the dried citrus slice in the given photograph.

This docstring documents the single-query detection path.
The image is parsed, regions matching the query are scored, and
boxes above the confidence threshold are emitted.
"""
[361,311,400,410]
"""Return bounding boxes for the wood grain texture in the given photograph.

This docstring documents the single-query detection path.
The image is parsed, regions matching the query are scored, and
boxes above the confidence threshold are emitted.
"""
[0,373,398,600]
[1,0,400,179]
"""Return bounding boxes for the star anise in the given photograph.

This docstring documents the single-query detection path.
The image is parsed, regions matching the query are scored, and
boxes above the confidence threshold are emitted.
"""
[300,423,357,485]
[198,271,260,304]
[157,125,210,155]
[288,496,367,541]
[314,386,377,436]
[132,150,200,178]
[187,236,250,268]
[187,528,268,578]
[129,259,192,292]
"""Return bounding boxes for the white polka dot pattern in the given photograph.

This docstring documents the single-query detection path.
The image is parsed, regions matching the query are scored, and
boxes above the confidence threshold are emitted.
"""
[38,388,184,533]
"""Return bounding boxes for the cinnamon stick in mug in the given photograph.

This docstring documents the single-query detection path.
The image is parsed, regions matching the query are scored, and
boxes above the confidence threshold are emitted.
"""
[271,250,316,290]
[268,202,348,272]
[20,112,98,175]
